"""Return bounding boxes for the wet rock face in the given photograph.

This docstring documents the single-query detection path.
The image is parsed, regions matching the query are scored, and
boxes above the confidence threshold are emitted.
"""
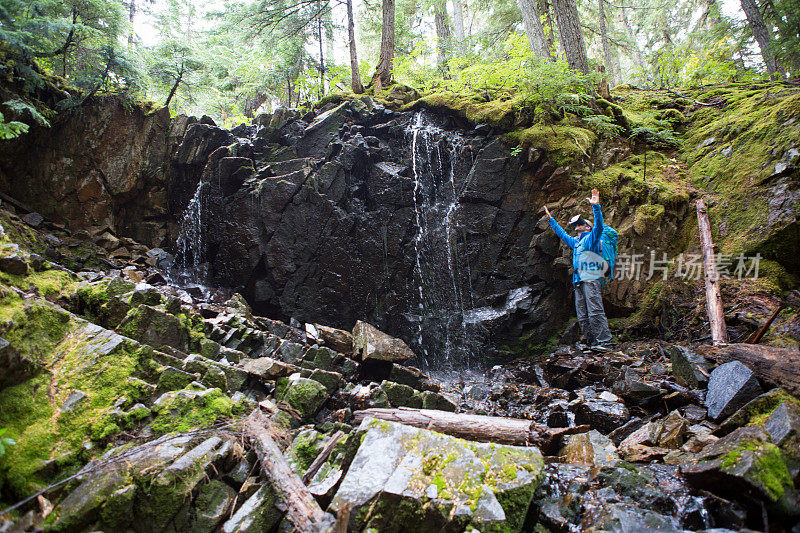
[181,103,572,365]
[0,99,175,246]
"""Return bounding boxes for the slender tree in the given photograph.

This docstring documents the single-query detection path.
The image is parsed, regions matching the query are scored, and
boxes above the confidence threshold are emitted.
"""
[346,0,363,93]
[434,0,452,76]
[739,0,784,77]
[517,0,551,59]
[553,0,589,73]
[453,0,466,53]
[371,0,396,89]
[619,3,646,82]
[598,0,615,85]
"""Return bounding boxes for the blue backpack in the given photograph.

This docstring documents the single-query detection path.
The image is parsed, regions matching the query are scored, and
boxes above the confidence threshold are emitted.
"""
[601,226,618,279]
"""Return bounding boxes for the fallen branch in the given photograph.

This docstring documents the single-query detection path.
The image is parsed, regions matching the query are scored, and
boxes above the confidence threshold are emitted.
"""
[744,304,784,345]
[353,407,589,453]
[243,409,330,532]
[696,343,800,396]
[303,430,344,484]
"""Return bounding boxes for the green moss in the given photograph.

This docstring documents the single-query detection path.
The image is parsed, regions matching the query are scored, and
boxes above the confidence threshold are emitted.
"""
[719,438,793,502]
[506,124,597,167]
[150,388,236,434]
[681,86,800,262]
[0,269,78,300]
[0,325,146,499]
[0,288,72,365]
[289,429,324,472]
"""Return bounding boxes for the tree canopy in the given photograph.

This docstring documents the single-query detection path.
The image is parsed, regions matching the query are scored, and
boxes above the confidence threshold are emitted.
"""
[0,0,797,125]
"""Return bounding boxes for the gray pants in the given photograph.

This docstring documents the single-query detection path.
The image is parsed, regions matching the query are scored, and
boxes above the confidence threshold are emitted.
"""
[574,280,612,346]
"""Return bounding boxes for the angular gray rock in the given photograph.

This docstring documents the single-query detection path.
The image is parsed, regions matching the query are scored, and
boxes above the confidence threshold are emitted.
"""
[705,361,763,421]
[329,418,545,532]
[352,320,416,363]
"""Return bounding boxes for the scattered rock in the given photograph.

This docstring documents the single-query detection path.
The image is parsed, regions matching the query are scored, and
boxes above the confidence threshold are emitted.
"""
[681,426,800,517]
[705,361,763,421]
[329,418,544,532]
[352,321,416,363]
[0,243,28,275]
[277,374,328,419]
[22,212,44,227]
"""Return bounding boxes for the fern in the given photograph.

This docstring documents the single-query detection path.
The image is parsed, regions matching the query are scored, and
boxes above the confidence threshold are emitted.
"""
[631,125,681,149]
[583,114,625,137]
[4,99,50,127]
[0,111,29,139]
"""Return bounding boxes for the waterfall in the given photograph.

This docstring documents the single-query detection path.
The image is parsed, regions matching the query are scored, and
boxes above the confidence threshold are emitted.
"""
[406,112,473,369]
[176,181,206,270]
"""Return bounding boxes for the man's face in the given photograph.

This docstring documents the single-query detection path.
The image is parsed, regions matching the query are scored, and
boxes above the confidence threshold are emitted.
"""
[575,224,591,234]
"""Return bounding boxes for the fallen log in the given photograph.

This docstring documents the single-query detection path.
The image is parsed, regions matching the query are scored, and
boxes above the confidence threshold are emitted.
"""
[695,343,800,396]
[243,409,331,532]
[303,430,344,484]
[352,407,589,454]
[696,198,728,345]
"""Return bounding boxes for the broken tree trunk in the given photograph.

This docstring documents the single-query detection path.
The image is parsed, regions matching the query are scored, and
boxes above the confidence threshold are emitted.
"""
[353,407,588,454]
[243,410,329,532]
[696,198,728,345]
[695,343,800,396]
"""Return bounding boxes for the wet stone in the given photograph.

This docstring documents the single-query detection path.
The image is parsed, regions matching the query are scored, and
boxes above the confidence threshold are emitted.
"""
[681,426,800,517]
[221,485,282,533]
[560,430,620,468]
[192,480,237,533]
[352,320,416,363]
[0,243,28,275]
[330,418,544,533]
[705,361,764,421]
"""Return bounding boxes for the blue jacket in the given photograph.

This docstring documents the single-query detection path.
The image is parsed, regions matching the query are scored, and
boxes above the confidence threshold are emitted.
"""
[549,203,604,285]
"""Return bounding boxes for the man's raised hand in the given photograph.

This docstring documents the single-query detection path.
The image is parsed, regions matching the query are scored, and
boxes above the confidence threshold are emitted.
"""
[543,204,551,218]
[587,189,600,205]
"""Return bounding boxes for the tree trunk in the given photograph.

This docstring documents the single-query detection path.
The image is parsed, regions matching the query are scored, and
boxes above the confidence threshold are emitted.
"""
[696,198,728,346]
[453,0,466,53]
[517,0,551,59]
[619,5,646,83]
[353,407,589,453]
[317,6,326,98]
[598,0,615,86]
[434,1,452,76]
[552,0,589,74]
[244,410,330,531]
[540,0,556,54]
[695,343,800,396]
[740,0,783,78]
[302,430,345,484]
[346,0,364,93]
[371,0,396,89]
[164,63,184,108]
[128,0,136,45]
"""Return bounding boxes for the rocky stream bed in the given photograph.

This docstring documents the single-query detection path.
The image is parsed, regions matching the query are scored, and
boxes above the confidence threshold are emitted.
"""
[0,200,798,532]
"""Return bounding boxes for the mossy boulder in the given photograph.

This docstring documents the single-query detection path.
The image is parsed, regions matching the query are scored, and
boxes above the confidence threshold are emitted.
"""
[44,434,194,532]
[277,374,328,419]
[330,418,545,532]
[681,426,799,518]
[117,304,189,352]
